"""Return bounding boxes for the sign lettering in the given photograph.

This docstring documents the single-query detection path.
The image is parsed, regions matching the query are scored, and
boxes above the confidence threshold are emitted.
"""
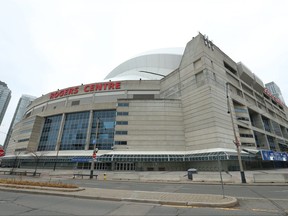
[263,88,284,107]
[50,81,121,99]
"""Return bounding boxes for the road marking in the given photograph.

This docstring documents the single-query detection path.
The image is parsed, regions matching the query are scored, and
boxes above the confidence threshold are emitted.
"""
[272,190,288,193]
[215,207,239,211]
[237,197,288,201]
[162,205,240,211]
[252,208,279,213]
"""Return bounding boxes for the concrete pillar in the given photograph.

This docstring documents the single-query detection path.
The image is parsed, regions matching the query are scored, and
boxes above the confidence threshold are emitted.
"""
[85,110,93,150]
[55,113,66,151]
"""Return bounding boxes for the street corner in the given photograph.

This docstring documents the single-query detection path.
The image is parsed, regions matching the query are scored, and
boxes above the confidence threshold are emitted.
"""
[186,195,238,208]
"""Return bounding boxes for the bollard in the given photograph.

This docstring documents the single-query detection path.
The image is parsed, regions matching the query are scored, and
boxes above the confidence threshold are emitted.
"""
[104,173,107,180]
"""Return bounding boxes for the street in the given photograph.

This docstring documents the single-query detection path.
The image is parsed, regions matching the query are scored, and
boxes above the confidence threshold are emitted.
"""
[1,177,288,215]
[0,190,287,216]
[63,178,288,200]
[62,179,288,215]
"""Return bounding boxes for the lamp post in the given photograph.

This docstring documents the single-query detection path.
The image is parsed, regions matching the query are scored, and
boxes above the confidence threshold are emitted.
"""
[226,83,246,183]
[90,117,99,179]
[217,152,225,198]
[53,143,60,171]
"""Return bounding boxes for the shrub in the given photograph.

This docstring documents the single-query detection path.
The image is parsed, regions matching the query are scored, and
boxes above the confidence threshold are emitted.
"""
[0,178,78,188]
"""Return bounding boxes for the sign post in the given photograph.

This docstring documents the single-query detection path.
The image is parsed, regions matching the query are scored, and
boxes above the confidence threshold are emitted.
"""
[90,117,99,179]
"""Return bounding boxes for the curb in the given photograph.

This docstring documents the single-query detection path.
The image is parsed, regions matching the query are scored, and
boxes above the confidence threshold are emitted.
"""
[0,185,238,208]
[86,178,288,186]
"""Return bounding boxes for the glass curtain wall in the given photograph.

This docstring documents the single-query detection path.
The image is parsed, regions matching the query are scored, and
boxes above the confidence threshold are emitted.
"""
[38,115,62,151]
[61,111,90,150]
[38,110,116,151]
[89,110,116,150]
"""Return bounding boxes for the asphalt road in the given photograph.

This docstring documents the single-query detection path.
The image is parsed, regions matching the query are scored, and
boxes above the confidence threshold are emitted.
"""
[63,179,288,200]
[0,190,286,216]
[58,179,288,215]
[1,173,287,215]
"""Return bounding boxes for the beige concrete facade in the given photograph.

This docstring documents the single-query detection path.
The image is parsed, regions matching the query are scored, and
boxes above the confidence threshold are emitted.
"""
[4,33,288,171]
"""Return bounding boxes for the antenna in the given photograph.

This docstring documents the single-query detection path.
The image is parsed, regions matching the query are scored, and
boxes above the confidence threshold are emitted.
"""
[204,35,208,45]
[210,41,214,50]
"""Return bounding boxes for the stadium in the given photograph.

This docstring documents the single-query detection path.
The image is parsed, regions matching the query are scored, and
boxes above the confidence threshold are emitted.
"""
[2,33,288,171]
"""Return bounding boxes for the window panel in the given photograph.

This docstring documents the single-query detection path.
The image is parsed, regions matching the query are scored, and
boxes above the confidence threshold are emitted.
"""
[38,115,62,151]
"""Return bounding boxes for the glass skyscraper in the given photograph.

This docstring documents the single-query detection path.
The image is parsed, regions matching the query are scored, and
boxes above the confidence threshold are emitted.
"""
[3,94,36,150]
[0,81,11,126]
[265,82,285,104]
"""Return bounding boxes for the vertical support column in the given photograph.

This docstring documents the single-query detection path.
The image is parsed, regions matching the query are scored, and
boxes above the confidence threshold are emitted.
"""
[53,113,66,171]
[85,110,93,150]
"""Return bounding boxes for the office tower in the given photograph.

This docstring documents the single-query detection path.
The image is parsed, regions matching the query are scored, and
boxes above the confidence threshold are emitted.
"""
[3,94,36,150]
[0,81,11,126]
[265,82,285,104]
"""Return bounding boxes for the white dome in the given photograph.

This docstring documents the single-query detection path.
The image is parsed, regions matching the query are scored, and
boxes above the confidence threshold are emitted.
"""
[105,48,184,81]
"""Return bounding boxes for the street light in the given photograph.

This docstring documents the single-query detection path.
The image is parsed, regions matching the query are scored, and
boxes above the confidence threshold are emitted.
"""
[53,142,60,171]
[217,152,225,198]
[90,117,100,179]
[226,83,247,183]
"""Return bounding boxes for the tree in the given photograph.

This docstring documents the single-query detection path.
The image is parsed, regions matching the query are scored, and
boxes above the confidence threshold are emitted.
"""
[11,151,21,173]
[26,148,46,176]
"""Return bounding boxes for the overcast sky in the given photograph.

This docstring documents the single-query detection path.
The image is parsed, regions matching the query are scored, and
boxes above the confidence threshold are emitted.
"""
[1,0,288,145]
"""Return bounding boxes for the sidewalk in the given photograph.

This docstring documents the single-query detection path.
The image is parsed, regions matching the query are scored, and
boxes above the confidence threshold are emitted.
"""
[1,168,287,208]
[44,168,288,184]
[0,168,240,208]
[0,183,238,208]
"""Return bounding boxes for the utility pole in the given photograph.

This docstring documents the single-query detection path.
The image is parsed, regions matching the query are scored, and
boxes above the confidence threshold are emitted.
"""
[226,83,246,183]
[90,117,99,179]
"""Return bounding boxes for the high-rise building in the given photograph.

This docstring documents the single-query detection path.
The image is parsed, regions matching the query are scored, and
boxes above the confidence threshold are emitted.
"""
[0,81,11,126]
[3,94,36,150]
[265,82,285,104]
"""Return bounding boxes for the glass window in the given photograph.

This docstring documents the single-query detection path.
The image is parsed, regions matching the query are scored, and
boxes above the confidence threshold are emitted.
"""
[115,131,128,135]
[103,121,115,128]
[71,100,80,106]
[60,111,90,150]
[18,138,29,143]
[115,141,127,145]
[117,112,129,116]
[116,121,128,125]
[89,110,116,150]
[118,103,129,107]
[38,115,62,151]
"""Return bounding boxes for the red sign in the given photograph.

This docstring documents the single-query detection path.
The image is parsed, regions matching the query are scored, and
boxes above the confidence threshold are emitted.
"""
[50,81,121,100]
[92,152,96,159]
[0,149,5,157]
[264,88,285,107]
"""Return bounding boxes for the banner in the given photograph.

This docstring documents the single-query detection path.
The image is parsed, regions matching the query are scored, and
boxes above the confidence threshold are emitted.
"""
[260,150,288,161]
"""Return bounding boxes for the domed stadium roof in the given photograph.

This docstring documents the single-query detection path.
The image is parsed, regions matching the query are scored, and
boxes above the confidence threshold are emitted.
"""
[104,48,184,81]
